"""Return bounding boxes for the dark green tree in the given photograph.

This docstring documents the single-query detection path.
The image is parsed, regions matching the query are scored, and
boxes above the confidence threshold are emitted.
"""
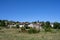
[40,21,45,28]
[24,24,29,29]
[44,21,51,32]
[16,24,19,28]
[0,20,6,26]
[53,22,60,29]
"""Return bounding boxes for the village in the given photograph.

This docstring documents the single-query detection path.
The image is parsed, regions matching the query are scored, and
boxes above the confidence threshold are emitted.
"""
[8,21,53,29]
[0,20,53,29]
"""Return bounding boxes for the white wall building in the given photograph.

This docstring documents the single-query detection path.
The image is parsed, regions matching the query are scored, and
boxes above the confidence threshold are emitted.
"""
[28,23,42,29]
[8,25,16,28]
[28,24,34,28]
[19,25,24,27]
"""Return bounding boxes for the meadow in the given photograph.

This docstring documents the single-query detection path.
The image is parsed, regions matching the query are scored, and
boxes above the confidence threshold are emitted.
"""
[0,28,60,40]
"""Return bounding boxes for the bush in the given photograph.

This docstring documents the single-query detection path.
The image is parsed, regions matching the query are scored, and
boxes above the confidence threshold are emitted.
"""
[53,22,60,29]
[44,28,52,32]
[16,25,19,28]
[21,27,25,30]
[28,27,40,34]
[11,26,16,28]
[21,27,26,32]
[43,21,52,32]
[0,27,2,30]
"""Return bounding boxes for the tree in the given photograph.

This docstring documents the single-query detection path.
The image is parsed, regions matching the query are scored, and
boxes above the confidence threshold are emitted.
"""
[40,21,45,28]
[0,20,2,26]
[24,24,29,29]
[32,21,37,24]
[16,24,19,28]
[53,22,60,29]
[43,21,51,32]
[0,20,6,26]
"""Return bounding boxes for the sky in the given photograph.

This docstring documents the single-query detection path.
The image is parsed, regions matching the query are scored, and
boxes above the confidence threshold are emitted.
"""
[0,0,60,22]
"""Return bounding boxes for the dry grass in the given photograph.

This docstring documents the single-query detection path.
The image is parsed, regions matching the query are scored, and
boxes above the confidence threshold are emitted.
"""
[0,28,60,40]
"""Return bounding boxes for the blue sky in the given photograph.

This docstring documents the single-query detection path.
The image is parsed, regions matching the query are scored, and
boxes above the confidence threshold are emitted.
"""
[0,0,60,22]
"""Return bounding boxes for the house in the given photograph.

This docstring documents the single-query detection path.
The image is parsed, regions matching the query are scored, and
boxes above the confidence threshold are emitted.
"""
[28,23,42,29]
[28,23,34,28]
[8,24,16,28]
[19,25,24,27]
[8,24,25,28]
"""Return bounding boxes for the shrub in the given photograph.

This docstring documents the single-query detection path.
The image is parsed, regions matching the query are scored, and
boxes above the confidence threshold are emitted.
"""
[24,24,30,29]
[53,22,60,29]
[11,26,16,28]
[21,27,26,32]
[43,21,52,32]
[0,27,2,30]
[16,25,19,28]
[44,27,52,32]
[28,27,40,34]
[21,27,25,30]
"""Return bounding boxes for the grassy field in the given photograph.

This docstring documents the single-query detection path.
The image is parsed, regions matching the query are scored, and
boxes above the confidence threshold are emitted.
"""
[0,28,60,40]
